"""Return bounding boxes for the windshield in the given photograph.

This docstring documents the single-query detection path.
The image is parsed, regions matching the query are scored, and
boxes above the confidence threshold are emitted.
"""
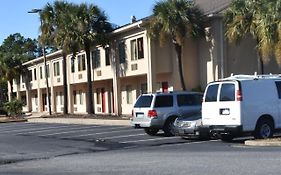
[134,95,153,108]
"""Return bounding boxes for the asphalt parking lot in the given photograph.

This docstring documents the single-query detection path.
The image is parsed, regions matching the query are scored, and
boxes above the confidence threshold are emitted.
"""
[1,122,281,175]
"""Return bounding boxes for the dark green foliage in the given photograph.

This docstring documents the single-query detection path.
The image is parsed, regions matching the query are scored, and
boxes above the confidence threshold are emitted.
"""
[3,99,24,117]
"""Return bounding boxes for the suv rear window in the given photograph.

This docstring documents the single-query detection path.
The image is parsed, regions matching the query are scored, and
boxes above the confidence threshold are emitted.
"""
[177,94,202,106]
[220,84,235,101]
[154,95,173,107]
[134,96,153,107]
[205,84,219,102]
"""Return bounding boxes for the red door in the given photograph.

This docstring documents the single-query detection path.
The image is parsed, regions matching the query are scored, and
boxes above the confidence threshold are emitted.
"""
[101,88,106,113]
[162,82,168,92]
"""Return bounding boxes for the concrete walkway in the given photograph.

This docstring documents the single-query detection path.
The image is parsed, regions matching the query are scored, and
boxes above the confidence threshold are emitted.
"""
[27,117,131,126]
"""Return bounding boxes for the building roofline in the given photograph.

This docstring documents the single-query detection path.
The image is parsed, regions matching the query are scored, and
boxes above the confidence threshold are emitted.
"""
[23,50,63,66]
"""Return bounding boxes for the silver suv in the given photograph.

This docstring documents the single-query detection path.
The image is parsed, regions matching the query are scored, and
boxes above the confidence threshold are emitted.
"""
[130,91,203,136]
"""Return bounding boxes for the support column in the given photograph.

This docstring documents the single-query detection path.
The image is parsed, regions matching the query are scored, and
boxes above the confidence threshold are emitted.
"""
[51,86,56,113]
[146,35,157,93]
[26,90,32,112]
[37,88,42,112]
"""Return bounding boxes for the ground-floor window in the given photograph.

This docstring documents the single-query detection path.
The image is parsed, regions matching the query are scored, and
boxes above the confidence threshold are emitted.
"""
[126,85,133,104]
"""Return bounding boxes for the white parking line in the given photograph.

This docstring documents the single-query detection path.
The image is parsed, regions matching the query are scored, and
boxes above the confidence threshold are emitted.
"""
[101,133,147,140]
[16,125,103,135]
[120,136,181,144]
[62,127,138,139]
[39,126,129,137]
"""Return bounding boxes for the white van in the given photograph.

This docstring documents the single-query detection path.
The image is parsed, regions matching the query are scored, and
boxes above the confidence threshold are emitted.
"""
[201,74,281,141]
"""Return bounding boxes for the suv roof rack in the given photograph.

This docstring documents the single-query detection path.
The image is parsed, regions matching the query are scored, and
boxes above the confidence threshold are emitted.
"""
[222,74,281,81]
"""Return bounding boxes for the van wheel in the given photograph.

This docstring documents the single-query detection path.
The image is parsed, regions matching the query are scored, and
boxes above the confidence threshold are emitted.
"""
[163,118,176,137]
[254,119,274,139]
[220,134,234,142]
[144,128,159,136]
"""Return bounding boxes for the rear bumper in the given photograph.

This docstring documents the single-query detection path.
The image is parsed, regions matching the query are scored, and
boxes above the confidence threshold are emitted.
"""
[130,118,163,128]
[200,125,243,136]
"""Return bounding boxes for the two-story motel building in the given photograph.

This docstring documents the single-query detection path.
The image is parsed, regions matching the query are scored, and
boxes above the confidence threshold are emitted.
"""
[9,0,281,116]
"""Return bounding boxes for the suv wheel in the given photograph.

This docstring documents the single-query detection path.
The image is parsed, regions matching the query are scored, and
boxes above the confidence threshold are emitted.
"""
[144,128,159,136]
[163,118,176,137]
[254,119,274,139]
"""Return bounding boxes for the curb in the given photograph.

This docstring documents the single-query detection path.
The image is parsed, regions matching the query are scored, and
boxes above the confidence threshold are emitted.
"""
[245,140,281,147]
[0,119,27,123]
[27,118,131,126]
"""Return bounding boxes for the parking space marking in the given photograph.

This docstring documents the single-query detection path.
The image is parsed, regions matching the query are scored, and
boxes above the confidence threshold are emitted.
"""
[157,139,218,147]
[16,125,103,135]
[120,136,181,144]
[39,126,129,137]
[62,127,138,139]
[101,133,147,140]
[0,124,94,134]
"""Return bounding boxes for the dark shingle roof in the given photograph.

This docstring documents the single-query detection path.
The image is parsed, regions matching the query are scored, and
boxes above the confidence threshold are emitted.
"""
[195,0,233,15]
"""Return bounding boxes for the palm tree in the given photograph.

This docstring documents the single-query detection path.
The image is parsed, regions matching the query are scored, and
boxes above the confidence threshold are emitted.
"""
[224,0,281,73]
[73,3,112,114]
[40,1,80,114]
[147,0,205,90]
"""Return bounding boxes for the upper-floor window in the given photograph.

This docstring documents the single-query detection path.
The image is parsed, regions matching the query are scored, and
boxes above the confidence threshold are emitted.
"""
[71,56,75,73]
[131,37,144,60]
[53,62,60,76]
[78,54,86,71]
[118,42,126,64]
[92,49,101,69]
[40,66,43,79]
[33,68,37,80]
[105,47,110,66]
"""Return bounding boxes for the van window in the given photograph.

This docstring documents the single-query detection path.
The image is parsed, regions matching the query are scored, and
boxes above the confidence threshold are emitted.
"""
[134,96,153,108]
[205,84,219,102]
[154,95,173,107]
[177,94,202,106]
[275,81,281,99]
[220,84,235,101]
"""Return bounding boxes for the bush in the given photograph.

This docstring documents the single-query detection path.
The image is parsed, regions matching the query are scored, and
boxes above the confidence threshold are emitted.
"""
[3,99,24,117]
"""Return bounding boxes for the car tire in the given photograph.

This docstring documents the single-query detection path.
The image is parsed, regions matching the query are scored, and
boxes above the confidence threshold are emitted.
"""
[163,118,176,137]
[198,133,210,140]
[254,119,274,139]
[220,134,234,142]
[144,128,159,136]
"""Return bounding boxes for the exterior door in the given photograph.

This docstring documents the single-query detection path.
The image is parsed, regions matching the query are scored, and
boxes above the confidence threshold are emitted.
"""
[102,88,106,113]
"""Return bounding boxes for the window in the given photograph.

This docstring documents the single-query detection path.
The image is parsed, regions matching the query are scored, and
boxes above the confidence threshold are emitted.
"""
[71,56,75,73]
[40,67,43,79]
[177,94,202,106]
[96,88,101,104]
[54,62,60,76]
[21,95,27,105]
[137,37,144,59]
[205,84,219,102]
[92,50,101,68]
[275,81,281,99]
[118,42,126,63]
[134,95,153,108]
[220,84,235,101]
[105,47,110,66]
[35,94,38,105]
[28,70,32,81]
[79,90,83,105]
[78,54,86,71]
[56,92,64,105]
[126,85,133,104]
[141,83,147,94]
[154,95,173,107]
[34,68,37,80]
[131,37,144,61]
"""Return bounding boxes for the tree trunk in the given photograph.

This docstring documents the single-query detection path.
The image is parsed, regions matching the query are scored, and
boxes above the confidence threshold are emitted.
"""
[174,43,186,91]
[43,47,52,115]
[9,80,14,101]
[85,44,94,114]
[62,53,68,114]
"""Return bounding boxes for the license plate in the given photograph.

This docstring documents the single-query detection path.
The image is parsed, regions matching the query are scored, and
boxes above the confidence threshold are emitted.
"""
[136,113,144,118]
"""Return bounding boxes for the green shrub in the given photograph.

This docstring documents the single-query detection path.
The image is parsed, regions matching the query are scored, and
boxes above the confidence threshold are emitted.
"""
[3,99,24,117]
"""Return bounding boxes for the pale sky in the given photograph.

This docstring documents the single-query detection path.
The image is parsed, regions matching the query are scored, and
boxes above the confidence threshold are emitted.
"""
[0,0,157,44]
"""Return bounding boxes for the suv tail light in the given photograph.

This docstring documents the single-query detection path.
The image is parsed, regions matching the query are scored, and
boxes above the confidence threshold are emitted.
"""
[236,90,243,101]
[132,109,134,117]
[148,110,157,118]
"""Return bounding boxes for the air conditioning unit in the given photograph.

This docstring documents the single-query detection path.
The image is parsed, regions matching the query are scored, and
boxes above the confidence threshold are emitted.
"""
[78,74,83,79]
[97,107,102,112]
[97,70,102,77]
[57,77,61,83]
[131,64,138,71]
[74,107,78,112]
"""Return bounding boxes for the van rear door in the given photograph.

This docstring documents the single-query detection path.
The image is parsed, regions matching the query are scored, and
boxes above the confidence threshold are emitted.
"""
[202,81,241,126]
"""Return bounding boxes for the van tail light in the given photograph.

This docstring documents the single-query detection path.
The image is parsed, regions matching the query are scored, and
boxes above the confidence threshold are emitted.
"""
[148,110,158,118]
[236,90,243,101]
